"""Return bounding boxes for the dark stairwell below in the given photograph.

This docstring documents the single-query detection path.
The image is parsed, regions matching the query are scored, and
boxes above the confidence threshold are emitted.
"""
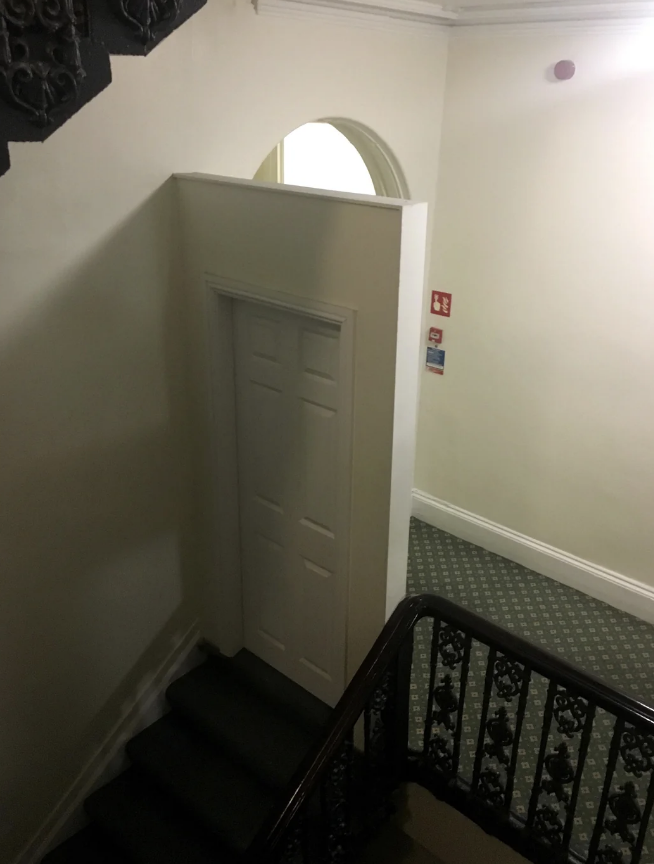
[42,651,332,864]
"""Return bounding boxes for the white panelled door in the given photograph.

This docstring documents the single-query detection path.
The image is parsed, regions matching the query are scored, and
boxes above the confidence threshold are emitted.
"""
[233,300,349,705]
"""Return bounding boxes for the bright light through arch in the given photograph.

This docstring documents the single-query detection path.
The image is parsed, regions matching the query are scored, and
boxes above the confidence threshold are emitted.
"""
[283,123,376,195]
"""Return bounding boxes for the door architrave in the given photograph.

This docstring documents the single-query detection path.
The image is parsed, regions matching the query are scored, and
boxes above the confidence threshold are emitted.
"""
[202,274,355,701]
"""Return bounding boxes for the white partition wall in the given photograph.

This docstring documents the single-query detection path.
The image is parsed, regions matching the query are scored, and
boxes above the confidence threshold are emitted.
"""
[177,174,427,695]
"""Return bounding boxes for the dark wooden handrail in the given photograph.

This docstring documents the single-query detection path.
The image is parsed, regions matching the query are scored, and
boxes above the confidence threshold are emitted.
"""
[250,592,654,862]
[247,594,421,860]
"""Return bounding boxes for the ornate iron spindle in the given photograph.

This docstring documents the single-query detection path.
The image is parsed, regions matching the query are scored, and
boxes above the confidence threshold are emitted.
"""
[528,680,557,830]
[504,661,531,809]
[393,631,414,780]
[423,623,471,780]
[278,815,307,864]
[320,732,354,864]
[363,666,398,834]
[472,647,496,795]
[588,718,626,863]
[562,696,596,850]
[472,650,529,812]
[422,618,441,758]
[589,721,654,864]
[527,681,596,854]
[452,635,472,778]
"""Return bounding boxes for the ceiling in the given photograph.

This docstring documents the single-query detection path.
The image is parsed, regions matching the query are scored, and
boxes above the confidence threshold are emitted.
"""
[443,1,654,24]
[254,0,654,36]
[447,0,601,7]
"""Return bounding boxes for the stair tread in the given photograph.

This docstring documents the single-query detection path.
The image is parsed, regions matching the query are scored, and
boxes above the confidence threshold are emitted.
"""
[41,826,128,864]
[86,769,232,864]
[126,714,277,855]
[167,657,326,789]
[210,650,332,730]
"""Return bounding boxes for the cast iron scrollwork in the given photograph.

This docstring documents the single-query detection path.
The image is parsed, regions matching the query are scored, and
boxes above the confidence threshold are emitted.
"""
[426,626,470,780]
[483,707,514,766]
[553,690,588,738]
[279,819,305,864]
[473,653,528,811]
[113,0,179,45]
[620,729,654,779]
[594,724,654,864]
[493,654,524,702]
[367,669,393,759]
[478,767,505,810]
[0,0,87,126]
[476,707,516,807]
[438,625,466,669]
[0,0,205,177]
[533,803,564,846]
[427,736,454,777]
[363,668,398,832]
[596,849,627,864]
[605,782,641,847]
[433,674,458,731]
[541,742,575,803]
[321,736,353,864]
[530,686,593,850]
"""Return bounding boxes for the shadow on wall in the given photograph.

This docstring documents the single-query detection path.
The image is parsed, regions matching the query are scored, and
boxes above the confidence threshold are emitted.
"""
[0,181,199,861]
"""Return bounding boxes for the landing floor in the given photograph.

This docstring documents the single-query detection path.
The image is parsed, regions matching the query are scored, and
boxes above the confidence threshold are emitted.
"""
[407,517,654,705]
[406,518,654,858]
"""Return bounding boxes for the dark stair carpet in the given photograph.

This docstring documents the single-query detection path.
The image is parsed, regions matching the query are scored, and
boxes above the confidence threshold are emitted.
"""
[38,826,128,864]
[42,650,331,864]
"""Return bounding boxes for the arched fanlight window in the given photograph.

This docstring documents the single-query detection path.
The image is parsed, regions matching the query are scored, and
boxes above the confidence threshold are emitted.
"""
[254,120,408,200]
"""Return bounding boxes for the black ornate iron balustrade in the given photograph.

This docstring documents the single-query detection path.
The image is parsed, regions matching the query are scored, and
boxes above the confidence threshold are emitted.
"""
[0,0,87,127]
[0,0,206,176]
[248,594,654,864]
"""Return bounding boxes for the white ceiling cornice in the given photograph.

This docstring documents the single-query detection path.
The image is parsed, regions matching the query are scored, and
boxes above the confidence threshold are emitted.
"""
[455,1,654,25]
[253,0,654,35]
[253,0,453,35]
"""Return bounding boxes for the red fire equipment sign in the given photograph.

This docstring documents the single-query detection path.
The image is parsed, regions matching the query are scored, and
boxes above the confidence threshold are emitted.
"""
[431,291,452,318]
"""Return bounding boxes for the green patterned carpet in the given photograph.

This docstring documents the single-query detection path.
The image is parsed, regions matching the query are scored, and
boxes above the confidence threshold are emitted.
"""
[406,518,654,860]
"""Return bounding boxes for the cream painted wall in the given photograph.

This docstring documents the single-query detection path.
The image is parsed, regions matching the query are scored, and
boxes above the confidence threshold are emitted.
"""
[0,3,447,860]
[415,30,654,586]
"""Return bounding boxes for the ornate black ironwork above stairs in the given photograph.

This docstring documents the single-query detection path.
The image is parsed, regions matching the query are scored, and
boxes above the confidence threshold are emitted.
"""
[42,595,654,864]
[0,0,205,178]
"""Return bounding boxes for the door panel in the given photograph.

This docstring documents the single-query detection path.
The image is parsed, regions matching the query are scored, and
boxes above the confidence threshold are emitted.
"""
[299,323,340,411]
[234,300,347,703]
[251,533,290,652]
[299,400,338,536]
[298,556,336,683]
[249,383,288,512]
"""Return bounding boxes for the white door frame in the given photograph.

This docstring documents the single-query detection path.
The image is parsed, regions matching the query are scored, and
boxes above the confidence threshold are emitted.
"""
[202,274,355,697]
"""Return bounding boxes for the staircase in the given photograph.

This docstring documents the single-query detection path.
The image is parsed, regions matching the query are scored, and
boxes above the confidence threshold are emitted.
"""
[42,650,332,864]
[38,595,654,864]
[0,0,206,179]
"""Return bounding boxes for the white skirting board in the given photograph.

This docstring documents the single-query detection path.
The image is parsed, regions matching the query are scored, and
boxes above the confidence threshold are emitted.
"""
[15,620,202,864]
[412,489,654,627]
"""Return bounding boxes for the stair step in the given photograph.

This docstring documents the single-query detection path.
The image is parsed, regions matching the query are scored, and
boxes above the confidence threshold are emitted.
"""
[167,658,327,789]
[85,770,230,864]
[126,714,277,855]
[208,650,332,730]
[41,826,128,864]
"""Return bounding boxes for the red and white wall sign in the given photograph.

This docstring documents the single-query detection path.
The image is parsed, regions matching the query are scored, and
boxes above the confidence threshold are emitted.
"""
[431,291,452,318]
